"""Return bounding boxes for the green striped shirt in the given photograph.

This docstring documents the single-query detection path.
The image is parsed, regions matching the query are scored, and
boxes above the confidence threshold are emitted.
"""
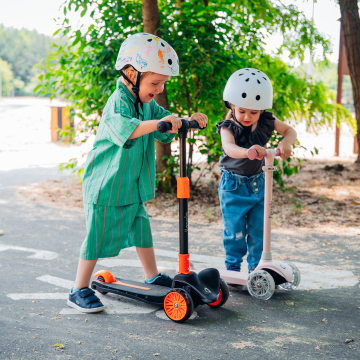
[82,78,175,206]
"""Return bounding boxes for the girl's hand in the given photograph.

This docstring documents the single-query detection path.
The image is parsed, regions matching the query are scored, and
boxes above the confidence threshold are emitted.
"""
[278,141,292,159]
[190,112,208,130]
[161,115,182,133]
[249,145,267,160]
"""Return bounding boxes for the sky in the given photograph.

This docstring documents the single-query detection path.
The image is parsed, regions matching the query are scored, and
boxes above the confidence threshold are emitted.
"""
[0,0,342,64]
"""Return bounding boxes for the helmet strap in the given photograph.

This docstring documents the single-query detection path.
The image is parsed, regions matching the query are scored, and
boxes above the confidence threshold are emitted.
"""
[120,67,143,117]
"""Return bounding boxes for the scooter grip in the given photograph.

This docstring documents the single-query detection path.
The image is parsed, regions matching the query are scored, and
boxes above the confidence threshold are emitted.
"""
[157,121,173,133]
[247,148,281,160]
[247,148,259,160]
[157,119,205,133]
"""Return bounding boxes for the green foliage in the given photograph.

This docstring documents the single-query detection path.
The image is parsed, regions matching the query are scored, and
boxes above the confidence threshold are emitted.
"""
[37,0,356,188]
[0,58,15,95]
[0,24,64,96]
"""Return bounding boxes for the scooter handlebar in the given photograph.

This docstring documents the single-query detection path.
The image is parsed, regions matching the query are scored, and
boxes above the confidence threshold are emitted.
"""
[247,148,281,160]
[157,119,205,133]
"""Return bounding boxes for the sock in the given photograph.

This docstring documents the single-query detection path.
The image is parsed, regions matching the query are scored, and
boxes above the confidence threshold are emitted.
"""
[145,273,160,283]
[71,288,81,293]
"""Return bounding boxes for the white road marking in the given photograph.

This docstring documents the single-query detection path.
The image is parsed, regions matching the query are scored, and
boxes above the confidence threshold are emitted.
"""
[60,293,159,315]
[0,244,58,260]
[7,293,68,300]
[155,310,197,321]
[98,259,178,270]
[31,274,159,315]
[293,262,359,290]
[36,275,74,289]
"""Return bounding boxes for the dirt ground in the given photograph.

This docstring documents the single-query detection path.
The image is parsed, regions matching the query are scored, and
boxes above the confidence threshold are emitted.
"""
[16,158,360,238]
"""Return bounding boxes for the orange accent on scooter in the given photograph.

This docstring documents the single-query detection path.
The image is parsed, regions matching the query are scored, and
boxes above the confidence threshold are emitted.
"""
[179,253,191,274]
[164,291,188,321]
[94,270,116,283]
[111,281,151,290]
[177,177,190,199]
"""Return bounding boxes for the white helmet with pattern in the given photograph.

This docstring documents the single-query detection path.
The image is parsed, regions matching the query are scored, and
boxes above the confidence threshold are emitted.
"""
[115,32,179,76]
[223,68,273,110]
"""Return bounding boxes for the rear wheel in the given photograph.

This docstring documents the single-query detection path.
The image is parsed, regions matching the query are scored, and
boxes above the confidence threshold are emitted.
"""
[207,278,229,308]
[278,263,301,291]
[164,289,194,323]
[96,276,108,295]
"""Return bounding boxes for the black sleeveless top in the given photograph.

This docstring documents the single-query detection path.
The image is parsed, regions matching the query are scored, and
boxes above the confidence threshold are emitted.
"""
[216,111,275,177]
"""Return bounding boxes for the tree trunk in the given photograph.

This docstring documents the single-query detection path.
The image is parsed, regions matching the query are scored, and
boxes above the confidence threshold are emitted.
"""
[142,0,173,191]
[338,0,360,163]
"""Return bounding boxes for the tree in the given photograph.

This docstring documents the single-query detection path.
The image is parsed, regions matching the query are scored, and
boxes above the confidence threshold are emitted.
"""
[0,25,66,96]
[338,0,360,163]
[142,0,173,191]
[0,58,14,95]
[37,0,355,187]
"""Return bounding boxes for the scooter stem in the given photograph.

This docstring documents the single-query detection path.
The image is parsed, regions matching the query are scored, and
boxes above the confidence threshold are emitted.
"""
[263,149,277,254]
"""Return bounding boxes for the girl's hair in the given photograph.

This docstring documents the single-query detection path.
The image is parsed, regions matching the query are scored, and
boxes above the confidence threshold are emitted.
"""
[120,65,154,86]
[225,109,232,120]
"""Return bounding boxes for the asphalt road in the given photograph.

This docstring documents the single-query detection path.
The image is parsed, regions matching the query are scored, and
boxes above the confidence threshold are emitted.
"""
[1,100,359,359]
[1,165,360,360]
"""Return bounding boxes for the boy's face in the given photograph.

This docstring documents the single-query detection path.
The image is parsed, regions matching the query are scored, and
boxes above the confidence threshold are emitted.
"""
[233,106,262,127]
[139,73,170,103]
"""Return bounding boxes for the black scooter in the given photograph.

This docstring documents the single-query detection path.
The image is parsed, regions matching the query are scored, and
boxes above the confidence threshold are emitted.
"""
[91,119,229,322]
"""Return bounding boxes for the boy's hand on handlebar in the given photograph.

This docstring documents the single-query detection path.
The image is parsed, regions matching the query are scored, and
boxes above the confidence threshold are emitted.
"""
[161,115,182,133]
[249,145,267,160]
[278,142,292,159]
[190,112,208,130]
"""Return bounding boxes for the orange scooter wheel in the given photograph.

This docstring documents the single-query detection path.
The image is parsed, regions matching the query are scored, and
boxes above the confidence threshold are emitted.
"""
[207,278,229,308]
[164,289,194,323]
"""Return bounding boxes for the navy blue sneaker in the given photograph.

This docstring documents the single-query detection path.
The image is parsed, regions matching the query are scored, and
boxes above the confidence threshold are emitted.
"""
[146,273,173,287]
[67,287,105,313]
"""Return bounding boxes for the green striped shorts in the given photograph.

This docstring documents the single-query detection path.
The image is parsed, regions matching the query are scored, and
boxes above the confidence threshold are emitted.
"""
[80,202,153,260]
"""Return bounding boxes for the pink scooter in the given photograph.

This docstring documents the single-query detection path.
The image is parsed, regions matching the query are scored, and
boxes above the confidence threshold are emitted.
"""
[190,148,301,300]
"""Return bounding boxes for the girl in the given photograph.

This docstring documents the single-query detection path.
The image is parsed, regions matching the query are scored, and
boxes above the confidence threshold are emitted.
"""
[68,33,208,313]
[216,68,297,274]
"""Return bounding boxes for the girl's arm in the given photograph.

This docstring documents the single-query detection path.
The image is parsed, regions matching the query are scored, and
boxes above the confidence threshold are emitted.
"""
[129,115,182,139]
[221,128,267,159]
[274,118,297,159]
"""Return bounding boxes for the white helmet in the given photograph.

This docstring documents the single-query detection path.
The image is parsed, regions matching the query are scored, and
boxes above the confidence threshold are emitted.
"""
[115,32,179,76]
[223,68,273,110]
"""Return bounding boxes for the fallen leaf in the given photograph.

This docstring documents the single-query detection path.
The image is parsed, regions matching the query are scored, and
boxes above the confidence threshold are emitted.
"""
[316,346,321,349]
[52,344,64,349]
[285,301,295,306]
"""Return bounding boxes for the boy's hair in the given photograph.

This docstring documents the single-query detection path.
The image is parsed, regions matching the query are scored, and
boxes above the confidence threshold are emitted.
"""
[120,65,154,86]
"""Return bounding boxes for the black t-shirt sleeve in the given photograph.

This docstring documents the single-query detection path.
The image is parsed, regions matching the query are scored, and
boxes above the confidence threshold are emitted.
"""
[216,119,239,137]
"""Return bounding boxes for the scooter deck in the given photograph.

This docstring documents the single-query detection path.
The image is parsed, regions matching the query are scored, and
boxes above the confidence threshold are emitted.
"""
[91,277,169,306]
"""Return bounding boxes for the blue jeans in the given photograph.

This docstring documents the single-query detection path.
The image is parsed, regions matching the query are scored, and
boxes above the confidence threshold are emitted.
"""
[218,168,265,272]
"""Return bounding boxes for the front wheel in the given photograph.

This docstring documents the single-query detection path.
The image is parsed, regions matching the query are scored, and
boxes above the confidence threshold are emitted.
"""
[164,289,194,323]
[207,278,229,308]
[278,263,301,291]
[247,270,275,300]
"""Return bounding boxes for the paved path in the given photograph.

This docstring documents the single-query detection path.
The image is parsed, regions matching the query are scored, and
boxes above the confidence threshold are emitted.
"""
[1,99,360,359]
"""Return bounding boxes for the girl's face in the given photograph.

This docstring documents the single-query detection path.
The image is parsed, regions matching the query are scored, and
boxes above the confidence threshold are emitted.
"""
[125,68,170,103]
[233,106,261,127]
